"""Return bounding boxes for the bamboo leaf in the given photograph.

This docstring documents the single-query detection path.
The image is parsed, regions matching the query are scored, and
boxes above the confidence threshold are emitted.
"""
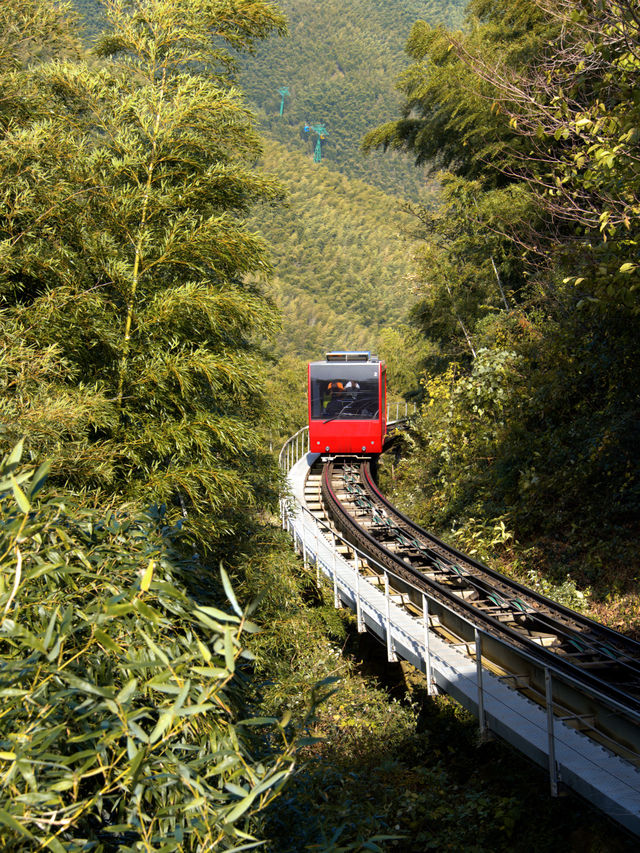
[117,678,138,704]
[224,627,235,673]
[28,460,51,498]
[149,711,174,745]
[4,440,24,470]
[10,477,30,513]
[220,566,243,617]
[0,809,35,839]
[225,790,258,824]
[140,559,155,592]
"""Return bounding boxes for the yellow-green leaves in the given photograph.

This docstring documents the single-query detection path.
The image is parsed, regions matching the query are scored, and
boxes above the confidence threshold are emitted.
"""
[0,450,297,849]
[0,0,287,550]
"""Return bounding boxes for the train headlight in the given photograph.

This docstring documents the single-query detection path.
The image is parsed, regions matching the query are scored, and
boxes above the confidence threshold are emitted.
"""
[325,445,330,451]
[362,445,366,452]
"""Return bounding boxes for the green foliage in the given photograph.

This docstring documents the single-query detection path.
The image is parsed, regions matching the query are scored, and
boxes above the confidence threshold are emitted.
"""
[0,445,297,850]
[254,138,418,358]
[0,0,288,551]
[377,324,435,401]
[238,0,465,198]
[389,348,526,526]
[405,175,536,362]
[361,0,554,183]
[370,0,640,580]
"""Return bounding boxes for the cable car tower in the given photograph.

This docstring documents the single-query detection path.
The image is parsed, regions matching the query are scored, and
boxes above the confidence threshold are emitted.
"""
[312,124,327,162]
[277,86,289,116]
[303,123,328,162]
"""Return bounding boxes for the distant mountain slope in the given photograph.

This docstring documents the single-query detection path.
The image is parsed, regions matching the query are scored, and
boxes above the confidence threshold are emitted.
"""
[253,138,431,360]
[239,0,465,197]
[69,0,458,363]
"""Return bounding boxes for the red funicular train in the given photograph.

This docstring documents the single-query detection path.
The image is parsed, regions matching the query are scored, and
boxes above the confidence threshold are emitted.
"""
[308,351,387,455]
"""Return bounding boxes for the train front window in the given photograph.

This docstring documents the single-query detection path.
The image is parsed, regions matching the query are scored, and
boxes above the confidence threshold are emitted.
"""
[310,364,380,420]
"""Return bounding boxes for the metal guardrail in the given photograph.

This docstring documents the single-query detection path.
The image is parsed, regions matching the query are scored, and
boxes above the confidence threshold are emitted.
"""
[386,400,417,421]
[278,426,309,473]
[278,429,640,812]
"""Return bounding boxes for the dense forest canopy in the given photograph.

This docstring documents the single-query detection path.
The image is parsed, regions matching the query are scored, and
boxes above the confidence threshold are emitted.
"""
[1,0,639,849]
[367,0,640,574]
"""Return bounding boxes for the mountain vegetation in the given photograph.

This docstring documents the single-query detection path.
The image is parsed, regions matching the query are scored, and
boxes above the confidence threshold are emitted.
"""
[255,138,421,350]
[3,0,640,850]
[238,0,464,198]
[367,0,640,615]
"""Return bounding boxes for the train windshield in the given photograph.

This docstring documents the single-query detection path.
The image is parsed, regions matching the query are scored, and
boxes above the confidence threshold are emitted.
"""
[309,363,380,421]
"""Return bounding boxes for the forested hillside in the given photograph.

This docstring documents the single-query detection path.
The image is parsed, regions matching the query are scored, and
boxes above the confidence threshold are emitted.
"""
[254,138,421,357]
[367,0,640,626]
[239,0,464,197]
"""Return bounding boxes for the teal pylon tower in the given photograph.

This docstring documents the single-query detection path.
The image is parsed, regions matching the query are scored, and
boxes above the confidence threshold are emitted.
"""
[310,124,327,162]
[278,87,290,115]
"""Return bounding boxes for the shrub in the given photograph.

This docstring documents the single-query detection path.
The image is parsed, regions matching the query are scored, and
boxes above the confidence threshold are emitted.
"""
[0,443,295,851]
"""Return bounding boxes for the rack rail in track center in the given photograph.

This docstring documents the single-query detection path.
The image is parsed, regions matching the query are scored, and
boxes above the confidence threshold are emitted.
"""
[284,442,640,833]
[314,455,640,768]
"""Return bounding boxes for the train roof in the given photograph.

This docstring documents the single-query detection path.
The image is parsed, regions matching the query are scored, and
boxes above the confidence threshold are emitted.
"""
[309,351,381,365]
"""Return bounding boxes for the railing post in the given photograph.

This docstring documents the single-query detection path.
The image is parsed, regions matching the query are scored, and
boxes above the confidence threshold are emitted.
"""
[384,570,397,662]
[545,667,559,797]
[302,522,308,568]
[333,542,339,608]
[354,550,364,632]
[423,594,435,696]
[475,628,487,736]
[315,529,320,587]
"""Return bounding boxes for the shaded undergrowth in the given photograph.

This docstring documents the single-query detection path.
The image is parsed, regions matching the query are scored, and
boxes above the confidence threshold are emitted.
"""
[236,527,637,852]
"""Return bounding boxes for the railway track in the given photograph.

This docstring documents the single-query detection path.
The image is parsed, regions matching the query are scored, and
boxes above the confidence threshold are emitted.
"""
[307,455,640,765]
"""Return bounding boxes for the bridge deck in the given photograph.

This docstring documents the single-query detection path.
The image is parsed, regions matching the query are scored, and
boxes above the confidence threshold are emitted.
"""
[287,451,640,836]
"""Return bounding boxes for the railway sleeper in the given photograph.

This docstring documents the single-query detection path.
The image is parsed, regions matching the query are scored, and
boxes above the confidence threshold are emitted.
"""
[527,634,559,648]
[321,458,640,748]
[449,587,479,602]
[475,605,519,625]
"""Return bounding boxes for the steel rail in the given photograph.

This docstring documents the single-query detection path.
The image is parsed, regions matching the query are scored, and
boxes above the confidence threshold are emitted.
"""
[279,431,640,832]
[321,457,640,720]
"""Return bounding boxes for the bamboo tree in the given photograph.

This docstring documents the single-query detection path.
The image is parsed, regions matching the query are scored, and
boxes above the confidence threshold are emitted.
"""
[0,0,287,550]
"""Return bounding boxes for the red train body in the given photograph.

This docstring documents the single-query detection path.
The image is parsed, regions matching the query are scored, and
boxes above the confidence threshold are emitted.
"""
[308,351,387,455]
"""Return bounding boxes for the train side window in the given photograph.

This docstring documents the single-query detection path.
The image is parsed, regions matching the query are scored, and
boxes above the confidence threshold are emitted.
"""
[310,378,328,419]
